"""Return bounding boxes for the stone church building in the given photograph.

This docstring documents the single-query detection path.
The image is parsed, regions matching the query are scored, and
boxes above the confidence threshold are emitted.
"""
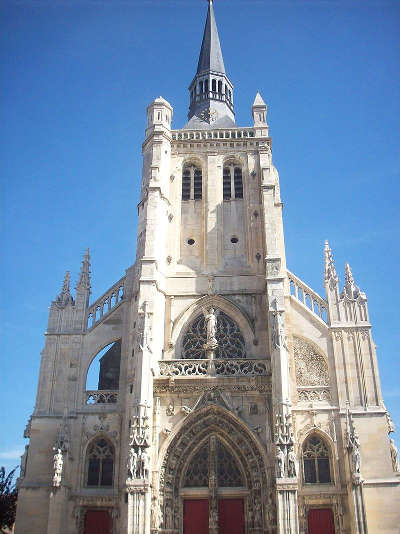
[14,2,399,533]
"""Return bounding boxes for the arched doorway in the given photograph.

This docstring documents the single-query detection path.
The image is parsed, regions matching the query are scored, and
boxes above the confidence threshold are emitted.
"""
[158,405,274,534]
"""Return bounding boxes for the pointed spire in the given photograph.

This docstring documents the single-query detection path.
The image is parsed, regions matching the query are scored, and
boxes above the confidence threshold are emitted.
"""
[186,1,234,126]
[324,240,338,283]
[343,263,360,299]
[76,248,91,292]
[197,0,225,75]
[253,91,266,107]
[56,271,74,307]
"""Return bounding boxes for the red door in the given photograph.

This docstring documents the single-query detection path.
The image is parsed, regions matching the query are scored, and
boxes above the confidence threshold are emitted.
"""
[84,510,111,534]
[219,499,244,534]
[308,508,335,534]
[183,499,209,534]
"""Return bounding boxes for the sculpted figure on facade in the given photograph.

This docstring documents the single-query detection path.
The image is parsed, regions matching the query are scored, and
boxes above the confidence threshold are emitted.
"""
[151,497,162,530]
[52,448,63,487]
[127,447,138,479]
[287,446,298,477]
[203,307,218,346]
[271,309,287,350]
[276,446,285,478]
[390,439,400,472]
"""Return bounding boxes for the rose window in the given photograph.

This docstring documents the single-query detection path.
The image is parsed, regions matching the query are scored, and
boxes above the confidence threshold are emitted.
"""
[182,312,246,359]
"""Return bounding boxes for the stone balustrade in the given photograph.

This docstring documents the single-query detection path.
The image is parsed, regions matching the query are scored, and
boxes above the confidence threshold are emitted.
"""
[159,359,270,378]
[287,270,328,323]
[86,277,125,330]
[171,128,257,142]
[85,390,118,405]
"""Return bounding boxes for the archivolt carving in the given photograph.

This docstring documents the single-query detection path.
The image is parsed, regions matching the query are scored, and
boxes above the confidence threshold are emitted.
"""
[294,337,329,387]
[158,406,272,533]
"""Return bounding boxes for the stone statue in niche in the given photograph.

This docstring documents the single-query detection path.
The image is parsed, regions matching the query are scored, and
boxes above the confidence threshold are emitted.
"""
[351,435,361,474]
[166,403,175,416]
[52,448,63,487]
[165,501,173,530]
[140,448,150,479]
[276,446,285,478]
[151,497,162,530]
[390,439,400,472]
[287,446,298,477]
[203,307,218,346]
[127,447,138,479]
[271,310,287,350]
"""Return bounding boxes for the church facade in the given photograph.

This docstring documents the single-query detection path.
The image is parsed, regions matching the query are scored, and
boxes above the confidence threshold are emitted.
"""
[14,2,399,534]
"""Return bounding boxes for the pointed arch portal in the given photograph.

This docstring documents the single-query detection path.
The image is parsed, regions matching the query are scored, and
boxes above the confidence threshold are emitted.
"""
[158,405,274,534]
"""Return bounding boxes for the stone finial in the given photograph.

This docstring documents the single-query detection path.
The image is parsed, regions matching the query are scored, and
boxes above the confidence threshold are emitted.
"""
[342,263,360,299]
[324,240,338,283]
[76,248,91,292]
[56,270,74,307]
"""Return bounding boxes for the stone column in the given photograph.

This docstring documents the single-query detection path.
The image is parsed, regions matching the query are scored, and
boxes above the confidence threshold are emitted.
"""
[127,481,151,534]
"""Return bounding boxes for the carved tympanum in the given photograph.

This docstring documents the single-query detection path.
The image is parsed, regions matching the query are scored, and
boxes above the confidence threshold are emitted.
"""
[294,338,329,387]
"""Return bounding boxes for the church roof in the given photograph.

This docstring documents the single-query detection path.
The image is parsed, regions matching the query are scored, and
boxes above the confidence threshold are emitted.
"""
[196,0,226,75]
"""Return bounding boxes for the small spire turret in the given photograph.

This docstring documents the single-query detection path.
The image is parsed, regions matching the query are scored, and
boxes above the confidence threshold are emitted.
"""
[324,240,338,284]
[76,248,91,292]
[342,263,360,299]
[56,271,74,307]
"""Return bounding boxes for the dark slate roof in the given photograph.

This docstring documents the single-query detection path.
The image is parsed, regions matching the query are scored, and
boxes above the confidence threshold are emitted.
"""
[196,1,226,75]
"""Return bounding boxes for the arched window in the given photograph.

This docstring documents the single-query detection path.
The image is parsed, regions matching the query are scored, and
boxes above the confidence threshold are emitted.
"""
[184,438,243,488]
[205,79,209,93]
[182,165,202,201]
[212,79,217,92]
[302,435,331,484]
[222,164,243,200]
[218,80,222,93]
[199,81,203,94]
[86,438,114,487]
[182,311,246,359]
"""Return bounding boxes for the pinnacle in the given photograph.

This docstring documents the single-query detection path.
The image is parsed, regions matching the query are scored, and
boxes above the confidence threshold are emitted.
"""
[253,91,266,107]
[324,240,338,282]
[77,248,91,292]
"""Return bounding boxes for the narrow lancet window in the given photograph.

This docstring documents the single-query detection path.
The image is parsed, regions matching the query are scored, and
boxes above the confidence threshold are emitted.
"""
[86,438,114,487]
[303,435,332,484]
[182,165,202,201]
[223,164,243,200]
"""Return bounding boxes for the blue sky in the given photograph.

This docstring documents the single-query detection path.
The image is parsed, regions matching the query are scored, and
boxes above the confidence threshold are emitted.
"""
[1,0,399,475]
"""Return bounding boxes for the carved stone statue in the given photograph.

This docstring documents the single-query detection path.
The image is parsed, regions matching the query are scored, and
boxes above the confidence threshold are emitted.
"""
[276,446,285,478]
[203,307,218,346]
[127,447,138,479]
[271,310,287,350]
[52,448,63,487]
[287,446,298,477]
[151,497,162,530]
[140,449,150,479]
[390,439,400,472]
[351,436,361,474]
[165,501,173,530]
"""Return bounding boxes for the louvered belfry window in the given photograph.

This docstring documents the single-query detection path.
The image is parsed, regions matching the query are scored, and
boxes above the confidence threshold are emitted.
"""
[222,164,243,200]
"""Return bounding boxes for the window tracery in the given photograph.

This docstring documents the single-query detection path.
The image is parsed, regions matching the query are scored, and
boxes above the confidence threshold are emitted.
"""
[86,438,114,487]
[182,312,246,359]
[182,164,202,200]
[223,164,243,200]
[294,337,329,387]
[302,435,331,484]
[183,439,243,488]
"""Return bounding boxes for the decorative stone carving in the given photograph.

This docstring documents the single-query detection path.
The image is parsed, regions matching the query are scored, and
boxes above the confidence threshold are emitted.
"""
[127,447,138,479]
[390,439,400,472]
[386,410,396,434]
[166,403,175,416]
[276,446,285,478]
[151,496,162,530]
[294,337,329,387]
[52,448,63,487]
[181,405,192,415]
[271,309,287,350]
[346,403,363,484]
[127,413,150,481]
[266,257,281,277]
[297,388,331,402]
[159,358,269,378]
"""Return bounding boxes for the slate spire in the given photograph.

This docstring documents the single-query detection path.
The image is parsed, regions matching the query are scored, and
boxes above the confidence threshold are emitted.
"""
[196,0,226,76]
[186,0,235,128]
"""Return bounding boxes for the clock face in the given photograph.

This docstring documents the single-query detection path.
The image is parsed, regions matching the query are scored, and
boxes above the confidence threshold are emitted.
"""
[199,108,218,123]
